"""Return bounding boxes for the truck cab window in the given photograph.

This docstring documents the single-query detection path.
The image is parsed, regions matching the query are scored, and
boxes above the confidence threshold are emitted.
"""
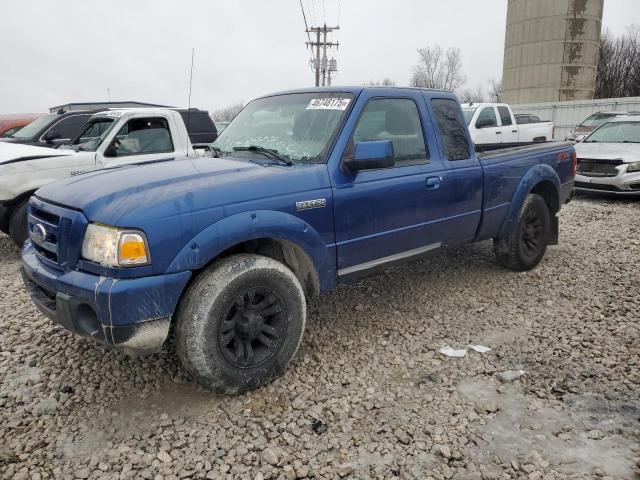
[112,117,174,156]
[497,106,513,126]
[476,107,498,128]
[431,99,471,161]
[352,98,428,166]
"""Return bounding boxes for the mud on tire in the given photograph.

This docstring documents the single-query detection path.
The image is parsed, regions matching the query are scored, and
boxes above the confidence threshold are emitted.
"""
[493,193,551,271]
[175,254,306,395]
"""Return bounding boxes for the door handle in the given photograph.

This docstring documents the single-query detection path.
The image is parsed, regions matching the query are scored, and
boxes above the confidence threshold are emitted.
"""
[426,176,442,189]
[512,130,518,133]
[496,131,502,135]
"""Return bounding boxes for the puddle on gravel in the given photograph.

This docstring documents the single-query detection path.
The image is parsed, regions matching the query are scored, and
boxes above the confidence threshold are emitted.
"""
[458,378,638,478]
[57,382,222,458]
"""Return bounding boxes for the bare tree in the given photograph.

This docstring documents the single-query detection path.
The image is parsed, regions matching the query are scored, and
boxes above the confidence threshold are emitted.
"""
[364,78,396,86]
[595,25,640,99]
[212,102,244,122]
[487,78,502,102]
[458,85,485,104]
[411,45,466,91]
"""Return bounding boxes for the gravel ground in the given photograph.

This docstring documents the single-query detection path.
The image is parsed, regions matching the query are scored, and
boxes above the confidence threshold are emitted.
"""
[1,195,639,480]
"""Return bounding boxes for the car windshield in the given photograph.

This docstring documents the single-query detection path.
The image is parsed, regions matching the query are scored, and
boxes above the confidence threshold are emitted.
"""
[212,92,354,163]
[462,108,477,125]
[584,121,640,143]
[581,113,622,128]
[70,117,117,152]
[11,114,58,139]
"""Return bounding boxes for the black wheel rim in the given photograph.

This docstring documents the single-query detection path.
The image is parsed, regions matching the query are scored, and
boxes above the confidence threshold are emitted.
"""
[218,287,287,369]
[520,209,543,258]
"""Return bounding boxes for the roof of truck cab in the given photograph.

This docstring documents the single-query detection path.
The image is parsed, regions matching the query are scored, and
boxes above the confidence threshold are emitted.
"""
[90,108,184,118]
[258,86,453,99]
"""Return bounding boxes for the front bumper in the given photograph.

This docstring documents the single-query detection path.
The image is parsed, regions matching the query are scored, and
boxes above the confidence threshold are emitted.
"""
[575,172,640,197]
[22,242,191,354]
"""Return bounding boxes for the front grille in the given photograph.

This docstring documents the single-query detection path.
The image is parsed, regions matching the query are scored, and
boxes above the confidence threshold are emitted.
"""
[29,205,61,263]
[577,158,622,177]
[574,181,621,192]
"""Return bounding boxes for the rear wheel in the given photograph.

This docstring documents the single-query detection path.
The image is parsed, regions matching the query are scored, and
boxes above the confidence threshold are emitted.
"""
[175,254,306,394]
[494,193,551,271]
[9,200,29,248]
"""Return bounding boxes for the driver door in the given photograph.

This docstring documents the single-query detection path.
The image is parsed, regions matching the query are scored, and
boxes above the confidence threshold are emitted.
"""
[97,115,177,168]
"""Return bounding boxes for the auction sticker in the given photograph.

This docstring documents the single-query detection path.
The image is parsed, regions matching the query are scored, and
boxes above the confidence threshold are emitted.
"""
[306,98,351,110]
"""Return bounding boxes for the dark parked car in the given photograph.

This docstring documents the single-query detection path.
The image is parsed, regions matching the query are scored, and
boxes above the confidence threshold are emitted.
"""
[0,110,100,147]
[173,108,218,144]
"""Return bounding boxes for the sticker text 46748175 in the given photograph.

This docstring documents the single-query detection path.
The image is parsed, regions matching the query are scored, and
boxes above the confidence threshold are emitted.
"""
[306,98,351,110]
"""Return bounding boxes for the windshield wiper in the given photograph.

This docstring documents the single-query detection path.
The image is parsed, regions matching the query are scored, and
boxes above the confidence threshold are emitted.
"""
[233,145,293,165]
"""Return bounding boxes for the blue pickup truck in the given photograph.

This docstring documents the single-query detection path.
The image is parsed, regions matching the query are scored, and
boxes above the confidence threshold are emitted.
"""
[21,87,575,394]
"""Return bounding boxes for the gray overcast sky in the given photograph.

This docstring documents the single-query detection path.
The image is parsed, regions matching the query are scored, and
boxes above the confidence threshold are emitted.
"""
[0,0,638,114]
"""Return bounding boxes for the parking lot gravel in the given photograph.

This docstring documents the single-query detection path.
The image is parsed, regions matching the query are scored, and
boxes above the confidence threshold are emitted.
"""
[1,195,639,480]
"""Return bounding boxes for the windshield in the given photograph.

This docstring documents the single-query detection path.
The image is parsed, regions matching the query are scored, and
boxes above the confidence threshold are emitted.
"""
[581,113,622,128]
[70,117,117,152]
[213,92,354,163]
[462,108,477,125]
[585,121,640,143]
[11,114,58,139]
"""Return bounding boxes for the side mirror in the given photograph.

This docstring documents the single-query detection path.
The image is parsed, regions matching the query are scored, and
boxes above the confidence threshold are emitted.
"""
[103,142,117,157]
[43,131,61,143]
[574,134,587,143]
[475,118,493,129]
[343,140,394,172]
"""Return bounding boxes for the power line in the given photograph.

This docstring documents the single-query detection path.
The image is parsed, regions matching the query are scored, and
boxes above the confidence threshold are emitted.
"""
[309,0,317,27]
[299,0,311,43]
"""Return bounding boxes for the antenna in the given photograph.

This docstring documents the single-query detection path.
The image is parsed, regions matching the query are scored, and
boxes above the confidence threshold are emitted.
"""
[187,48,195,140]
[107,88,111,102]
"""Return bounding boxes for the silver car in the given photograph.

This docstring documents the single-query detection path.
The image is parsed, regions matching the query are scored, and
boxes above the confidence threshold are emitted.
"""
[574,116,640,196]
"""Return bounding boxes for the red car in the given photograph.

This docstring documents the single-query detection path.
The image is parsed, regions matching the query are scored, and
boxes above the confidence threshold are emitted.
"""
[0,114,43,138]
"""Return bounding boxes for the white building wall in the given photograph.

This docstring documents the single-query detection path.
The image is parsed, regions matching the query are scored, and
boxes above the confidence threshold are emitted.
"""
[511,97,640,140]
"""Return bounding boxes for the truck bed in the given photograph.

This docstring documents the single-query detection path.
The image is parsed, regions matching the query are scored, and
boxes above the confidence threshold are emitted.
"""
[475,141,575,241]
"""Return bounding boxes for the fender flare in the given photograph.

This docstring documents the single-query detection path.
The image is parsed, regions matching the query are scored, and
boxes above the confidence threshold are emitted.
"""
[166,210,335,291]
[498,163,560,239]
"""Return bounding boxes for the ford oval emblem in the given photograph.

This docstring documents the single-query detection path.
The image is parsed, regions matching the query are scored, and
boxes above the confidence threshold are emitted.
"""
[31,224,47,245]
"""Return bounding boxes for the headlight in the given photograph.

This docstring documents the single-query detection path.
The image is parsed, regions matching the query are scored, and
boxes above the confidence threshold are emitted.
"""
[81,223,150,267]
[627,162,640,173]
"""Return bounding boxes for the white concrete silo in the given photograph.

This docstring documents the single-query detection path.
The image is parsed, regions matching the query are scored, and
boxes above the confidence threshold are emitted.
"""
[502,0,604,104]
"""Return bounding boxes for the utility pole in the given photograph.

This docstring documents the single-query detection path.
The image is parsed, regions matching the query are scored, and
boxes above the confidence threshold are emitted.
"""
[306,24,339,87]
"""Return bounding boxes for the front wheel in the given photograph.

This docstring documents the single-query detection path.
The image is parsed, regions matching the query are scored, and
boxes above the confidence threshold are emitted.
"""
[9,200,29,248]
[175,254,306,394]
[493,193,551,271]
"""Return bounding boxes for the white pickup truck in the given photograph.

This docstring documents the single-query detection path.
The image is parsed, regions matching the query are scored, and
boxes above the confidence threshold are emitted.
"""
[461,103,554,150]
[0,108,195,246]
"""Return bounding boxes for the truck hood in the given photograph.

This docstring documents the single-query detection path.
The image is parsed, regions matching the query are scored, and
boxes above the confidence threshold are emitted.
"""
[574,143,640,163]
[0,142,74,165]
[35,156,328,226]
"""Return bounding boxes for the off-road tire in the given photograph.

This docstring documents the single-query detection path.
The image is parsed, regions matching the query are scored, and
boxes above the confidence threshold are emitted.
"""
[175,254,306,395]
[493,193,551,271]
[9,200,29,248]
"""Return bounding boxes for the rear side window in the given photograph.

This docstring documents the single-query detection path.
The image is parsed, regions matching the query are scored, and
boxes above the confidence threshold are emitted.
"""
[431,99,471,161]
[46,114,91,139]
[497,106,512,126]
[476,107,498,128]
[352,98,428,167]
